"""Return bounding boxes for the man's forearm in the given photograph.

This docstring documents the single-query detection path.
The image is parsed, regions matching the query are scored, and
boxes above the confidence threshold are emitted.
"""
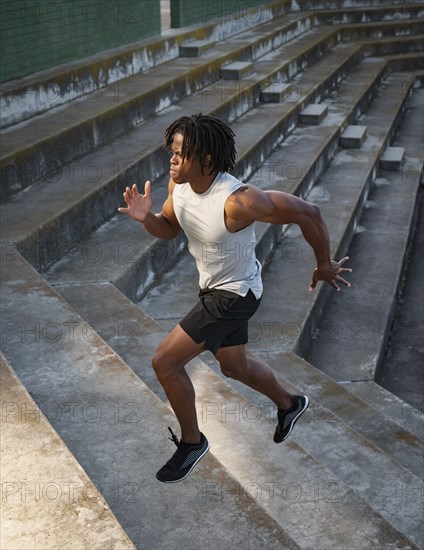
[298,205,332,267]
[142,212,179,240]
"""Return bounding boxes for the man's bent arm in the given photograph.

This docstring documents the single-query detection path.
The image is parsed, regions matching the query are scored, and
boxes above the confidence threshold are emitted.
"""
[266,191,332,268]
[118,180,181,240]
[142,211,180,240]
[226,186,351,290]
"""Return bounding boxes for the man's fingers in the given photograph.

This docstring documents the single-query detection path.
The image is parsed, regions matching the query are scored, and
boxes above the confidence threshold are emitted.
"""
[337,256,350,266]
[144,180,152,197]
[335,275,351,287]
[117,206,129,214]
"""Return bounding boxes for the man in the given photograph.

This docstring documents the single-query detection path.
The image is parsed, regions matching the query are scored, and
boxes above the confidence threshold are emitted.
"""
[118,113,351,483]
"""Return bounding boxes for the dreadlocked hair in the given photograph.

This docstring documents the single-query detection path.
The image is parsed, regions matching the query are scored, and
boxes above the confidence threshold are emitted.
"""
[164,113,236,174]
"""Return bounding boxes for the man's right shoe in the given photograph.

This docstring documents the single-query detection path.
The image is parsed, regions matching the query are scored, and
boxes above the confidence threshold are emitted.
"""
[156,428,210,483]
[274,395,309,443]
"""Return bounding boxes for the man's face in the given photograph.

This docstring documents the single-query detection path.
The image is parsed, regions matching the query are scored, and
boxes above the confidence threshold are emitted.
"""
[169,132,205,185]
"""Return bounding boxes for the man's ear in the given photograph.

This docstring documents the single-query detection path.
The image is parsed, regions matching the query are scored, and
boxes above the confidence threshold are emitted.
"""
[203,153,213,169]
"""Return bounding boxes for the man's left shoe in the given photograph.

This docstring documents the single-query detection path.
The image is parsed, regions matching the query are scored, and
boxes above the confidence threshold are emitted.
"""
[274,395,309,443]
[156,428,210,483]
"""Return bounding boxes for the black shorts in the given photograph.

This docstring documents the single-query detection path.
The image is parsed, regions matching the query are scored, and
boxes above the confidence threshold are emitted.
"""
[179,288,261,354]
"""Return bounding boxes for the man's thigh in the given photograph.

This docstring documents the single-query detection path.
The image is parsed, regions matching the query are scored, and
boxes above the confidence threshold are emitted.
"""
[154,324,206,370]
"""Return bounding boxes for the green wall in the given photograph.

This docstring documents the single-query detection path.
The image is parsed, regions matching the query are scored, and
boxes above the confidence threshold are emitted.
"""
[0,1,161,83]
[171,0,271,28]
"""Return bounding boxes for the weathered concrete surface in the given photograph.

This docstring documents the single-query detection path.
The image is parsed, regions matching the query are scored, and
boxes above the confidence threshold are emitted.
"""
[0,248,298,549]
[248,72,415,361]
[0,353,136,550]
[0,10,320,199]
[179,40,215,57]
[220,61,254,79]
[339,124,367,147]
[380,145,405,170]
[306,86,423,387]
[1,27,350,274]
[299,103,329,124]
[380,189,424,408]
[43,42,366,294]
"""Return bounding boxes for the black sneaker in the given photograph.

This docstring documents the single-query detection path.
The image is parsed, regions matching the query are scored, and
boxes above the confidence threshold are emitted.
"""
[156,428,210,483]
[274,395,309,443]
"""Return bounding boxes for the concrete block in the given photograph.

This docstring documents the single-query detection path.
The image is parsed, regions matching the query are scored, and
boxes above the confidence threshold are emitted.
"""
[179,40,214,57]
[260,83,293,103]
[220,61,253,80]
[0,353,136,550]
[340,125,367,148]
[299,103,329,125]
[380,146,405,170]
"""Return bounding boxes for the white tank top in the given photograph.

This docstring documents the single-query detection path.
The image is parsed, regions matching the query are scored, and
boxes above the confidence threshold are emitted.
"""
[172,172,263,298]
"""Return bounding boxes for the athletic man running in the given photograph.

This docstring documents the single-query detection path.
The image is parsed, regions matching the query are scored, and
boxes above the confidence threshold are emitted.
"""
[118,113,351,483]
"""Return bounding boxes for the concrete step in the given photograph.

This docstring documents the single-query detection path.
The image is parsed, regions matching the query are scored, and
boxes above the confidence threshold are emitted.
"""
[315,3,424,25]
[250,71,418,359]
[53,281,422,548]
[2,40,362,279]
[0,352,136,550]
[0,12,321,199]
[0,0,291,128]
[196,352,424,549]
[379,187,424,409]
[305,85,423,383]
[385,52,424,71]
[0,247,298,549]
[0,25,345,272]
[136,236,424,481]
[298,0,423,8]
[339,124,368,148]
[43,43,369,300]
[360,34,424,57]
[43,53,389,306]
[187,356,423,549]
[340,18,424,40]
[338,379,423,441]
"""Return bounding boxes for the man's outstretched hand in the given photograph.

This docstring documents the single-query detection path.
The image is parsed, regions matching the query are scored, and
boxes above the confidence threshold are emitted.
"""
[118,181,152,222]
[309,256,352,292]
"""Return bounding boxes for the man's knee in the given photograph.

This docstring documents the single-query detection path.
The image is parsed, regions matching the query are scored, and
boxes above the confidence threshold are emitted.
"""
[152,348,174,381]
[219,361,240,380]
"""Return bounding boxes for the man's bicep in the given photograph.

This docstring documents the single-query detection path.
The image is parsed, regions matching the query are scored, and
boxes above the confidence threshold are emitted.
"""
[160,181,181,235]
[256,190,314,225]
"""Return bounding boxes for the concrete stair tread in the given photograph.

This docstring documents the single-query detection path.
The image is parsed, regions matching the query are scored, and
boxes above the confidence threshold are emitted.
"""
[198,351,424,547]
[360,34,424,58]
[306,87,423,380]
[2,14,330,199]
[0,13,322,162]
[338,380,423,441]
[189,355,423,549]
[0,1,294,128]
[316,2,423,21]
[0,247,299,550]
[385,53,424,73]
[340,17,424,35]
[254,351,424,479]
[4,41,365,275]
[0,29,348,246]
[2,16,328,203]
[54,280,422,548]
[136,235,424,480]
[0,352,136,550]
[250,71,417,354]
[359,33,424,47]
